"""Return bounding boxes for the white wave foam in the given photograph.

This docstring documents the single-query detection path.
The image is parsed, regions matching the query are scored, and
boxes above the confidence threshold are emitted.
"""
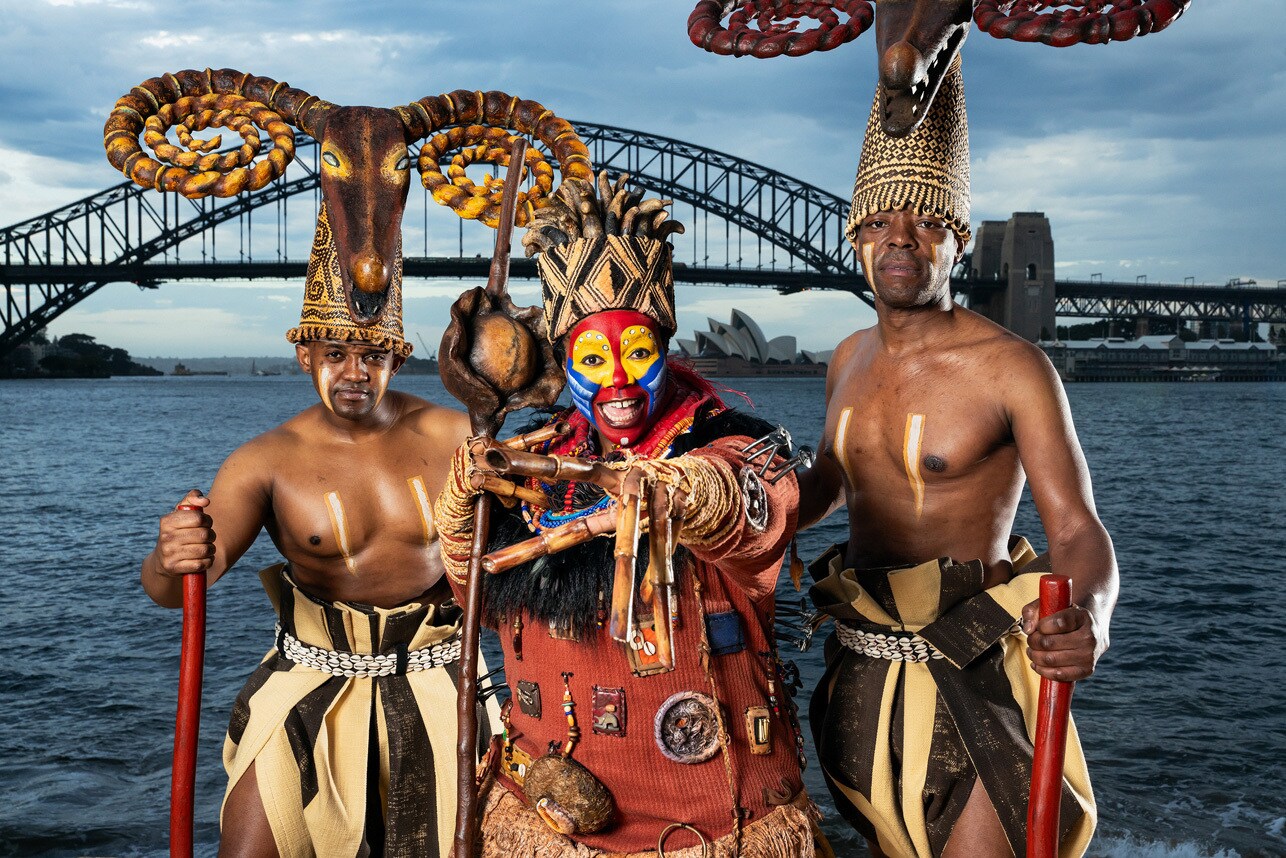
[1092,835,1243,858]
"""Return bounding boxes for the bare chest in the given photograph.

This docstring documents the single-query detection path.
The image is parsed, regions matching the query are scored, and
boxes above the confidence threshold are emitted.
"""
[826,365,1014,496]
[269,440,449,563]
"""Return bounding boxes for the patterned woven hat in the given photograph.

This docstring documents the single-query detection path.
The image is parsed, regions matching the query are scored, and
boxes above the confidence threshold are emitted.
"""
[286,203,413,357]
[524,174,683,344]
[846,54,971,248]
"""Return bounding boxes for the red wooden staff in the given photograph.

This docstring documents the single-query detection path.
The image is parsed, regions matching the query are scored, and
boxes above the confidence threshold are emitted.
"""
[171,503,206,858]
[1026,574,1073,858]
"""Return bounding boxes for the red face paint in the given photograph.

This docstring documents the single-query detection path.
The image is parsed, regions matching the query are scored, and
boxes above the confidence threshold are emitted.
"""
[566,310,668,447]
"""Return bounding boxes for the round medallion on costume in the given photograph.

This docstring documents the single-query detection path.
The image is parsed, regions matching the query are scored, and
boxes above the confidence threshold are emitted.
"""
[739,465,769,532]
[654,691,722,764]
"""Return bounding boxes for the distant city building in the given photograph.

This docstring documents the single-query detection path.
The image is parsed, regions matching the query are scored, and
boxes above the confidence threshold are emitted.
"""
[1039,335,1282,382]
[674,309,832,377]
[970,212,1056,343]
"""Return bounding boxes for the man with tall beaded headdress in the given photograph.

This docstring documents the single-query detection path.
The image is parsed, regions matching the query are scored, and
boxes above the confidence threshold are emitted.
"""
[434,174,827,856]
[797,56,1113,857]
[141,250,500,856]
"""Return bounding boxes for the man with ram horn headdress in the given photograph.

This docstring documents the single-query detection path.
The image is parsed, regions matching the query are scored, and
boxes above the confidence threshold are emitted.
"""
[121,68,592,857]
[141,248,502,857]
[433,173,830,857]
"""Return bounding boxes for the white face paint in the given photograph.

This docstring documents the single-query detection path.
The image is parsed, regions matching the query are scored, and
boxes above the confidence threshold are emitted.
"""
[860,242,878,298]
[324,491,357,573]
[902,413,927,518]
[406,476,435,544]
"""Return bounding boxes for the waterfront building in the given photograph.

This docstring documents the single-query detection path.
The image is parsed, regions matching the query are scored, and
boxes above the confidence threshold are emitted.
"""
[674,309,831,377]
[1039,336,1282,382]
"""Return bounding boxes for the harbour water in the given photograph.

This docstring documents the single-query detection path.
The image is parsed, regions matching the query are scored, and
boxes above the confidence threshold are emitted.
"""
[1,376,1283,857]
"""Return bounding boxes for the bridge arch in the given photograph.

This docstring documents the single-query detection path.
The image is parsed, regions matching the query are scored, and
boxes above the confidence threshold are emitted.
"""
[0,123,860,355]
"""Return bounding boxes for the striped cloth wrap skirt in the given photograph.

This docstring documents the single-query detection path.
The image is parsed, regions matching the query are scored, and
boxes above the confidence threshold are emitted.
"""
[222,564,500,858]
[807,539,1096,858]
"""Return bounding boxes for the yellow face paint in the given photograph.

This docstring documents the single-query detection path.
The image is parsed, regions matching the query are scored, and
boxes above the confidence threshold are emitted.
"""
[407,476,435,544]
[618,325,662,384]
[324,491,357,573]
[902,413,926,518]
[835,406,855,486]
[571,329,616,388]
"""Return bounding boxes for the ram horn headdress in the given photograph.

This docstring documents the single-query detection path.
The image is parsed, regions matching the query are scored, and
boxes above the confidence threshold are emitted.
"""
[103,70,592,346]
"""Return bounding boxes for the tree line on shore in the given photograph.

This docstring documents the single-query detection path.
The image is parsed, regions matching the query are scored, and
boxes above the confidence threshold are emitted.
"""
[0,332,162,379]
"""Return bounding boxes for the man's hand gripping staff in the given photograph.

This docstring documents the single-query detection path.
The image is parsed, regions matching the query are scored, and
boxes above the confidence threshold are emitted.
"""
[152,491,212,858]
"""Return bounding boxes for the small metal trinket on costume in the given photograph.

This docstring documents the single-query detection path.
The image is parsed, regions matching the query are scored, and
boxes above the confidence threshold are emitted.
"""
[516,679,542,719]
[591,686,626,737]
[654,691,722,764]
[739,466,769,532]
[705,611,746,656]
[745,705,772,755]
[739,426,815,485]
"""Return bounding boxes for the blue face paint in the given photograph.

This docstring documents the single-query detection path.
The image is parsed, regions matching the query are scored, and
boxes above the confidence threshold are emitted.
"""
[639,356,666,420]
[566,360,600,424]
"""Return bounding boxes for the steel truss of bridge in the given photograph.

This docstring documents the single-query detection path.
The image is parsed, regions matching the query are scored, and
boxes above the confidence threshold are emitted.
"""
[3,123,1284,356]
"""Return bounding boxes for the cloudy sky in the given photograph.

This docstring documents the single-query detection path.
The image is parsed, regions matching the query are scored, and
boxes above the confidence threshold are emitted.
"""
[1,0,1281,357]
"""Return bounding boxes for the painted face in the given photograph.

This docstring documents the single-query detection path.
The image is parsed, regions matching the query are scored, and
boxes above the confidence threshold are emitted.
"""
[566,310,667,448]
[855,208,960,309]
[297,339,400,421]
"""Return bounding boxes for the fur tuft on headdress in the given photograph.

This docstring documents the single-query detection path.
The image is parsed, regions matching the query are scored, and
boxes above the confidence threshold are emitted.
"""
[523,172,684,344]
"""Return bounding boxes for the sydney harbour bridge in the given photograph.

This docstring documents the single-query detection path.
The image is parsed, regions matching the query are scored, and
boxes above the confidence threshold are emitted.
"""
[3,121,1284,357]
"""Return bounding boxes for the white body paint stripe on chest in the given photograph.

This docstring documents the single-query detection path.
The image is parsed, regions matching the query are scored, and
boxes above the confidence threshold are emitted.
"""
[407,476,435,544]
[835,406,855,486]
[324,490,357,573]
[903,413,926,518]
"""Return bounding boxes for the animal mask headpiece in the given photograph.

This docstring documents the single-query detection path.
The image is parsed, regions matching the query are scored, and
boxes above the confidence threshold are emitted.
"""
[690,0,1190,137]
[286,211,411,356]
[103,68,591,329]
[522,172,684,344]
[846,54,971,248]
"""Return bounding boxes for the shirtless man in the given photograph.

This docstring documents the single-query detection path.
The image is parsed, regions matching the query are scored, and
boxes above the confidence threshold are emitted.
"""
[800,59,1111,858]
[142,274,494,857]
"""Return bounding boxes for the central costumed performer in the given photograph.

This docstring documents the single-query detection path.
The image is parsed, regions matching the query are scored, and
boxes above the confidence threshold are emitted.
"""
[434,174,826,857]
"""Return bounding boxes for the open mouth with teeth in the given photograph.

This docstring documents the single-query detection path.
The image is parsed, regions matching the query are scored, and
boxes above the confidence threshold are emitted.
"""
[595,394,647,429]
[879,23,968,138]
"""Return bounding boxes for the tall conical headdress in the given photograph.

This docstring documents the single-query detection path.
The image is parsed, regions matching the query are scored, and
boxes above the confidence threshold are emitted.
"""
[847,54,971,248]
[523,172,685,344]
[286,203,413,356]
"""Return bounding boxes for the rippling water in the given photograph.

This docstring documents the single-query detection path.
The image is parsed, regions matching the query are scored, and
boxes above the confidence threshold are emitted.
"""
[1,377,1282,857]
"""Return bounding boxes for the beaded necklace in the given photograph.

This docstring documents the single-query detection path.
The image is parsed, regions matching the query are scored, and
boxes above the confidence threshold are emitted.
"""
[521,382,721,532]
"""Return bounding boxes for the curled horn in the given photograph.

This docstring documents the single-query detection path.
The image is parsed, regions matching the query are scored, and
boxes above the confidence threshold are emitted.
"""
[397,89,593,228]
[688,0,874,58]
[974,0,1191,47]
[103,68,335,199]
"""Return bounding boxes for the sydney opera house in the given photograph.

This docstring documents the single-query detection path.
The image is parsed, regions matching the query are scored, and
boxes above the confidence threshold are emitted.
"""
[673,309,832,377]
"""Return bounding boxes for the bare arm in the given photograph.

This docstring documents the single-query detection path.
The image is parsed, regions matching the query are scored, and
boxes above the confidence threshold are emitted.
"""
[1009,346,1118,681]
[140,442,273,608]
[797,336,853,529]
